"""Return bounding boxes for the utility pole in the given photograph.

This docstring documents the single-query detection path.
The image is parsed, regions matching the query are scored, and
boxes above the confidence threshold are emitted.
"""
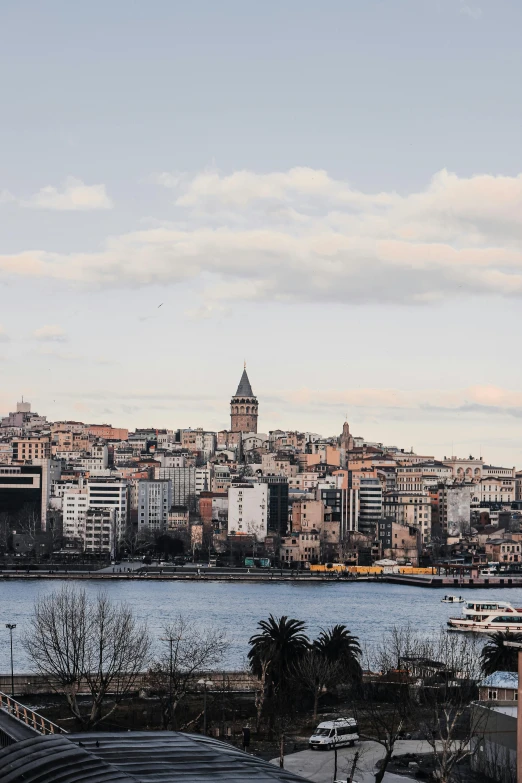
[5,624,16,698]
[160,636,175,729]
[197,678,213,734]
[347,750,360,783]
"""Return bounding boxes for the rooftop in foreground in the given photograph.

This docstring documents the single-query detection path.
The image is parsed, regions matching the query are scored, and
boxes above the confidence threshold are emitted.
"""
[0,731,308,783]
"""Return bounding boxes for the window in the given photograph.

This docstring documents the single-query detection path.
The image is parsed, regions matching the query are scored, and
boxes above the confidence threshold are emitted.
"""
[488,690,497,700]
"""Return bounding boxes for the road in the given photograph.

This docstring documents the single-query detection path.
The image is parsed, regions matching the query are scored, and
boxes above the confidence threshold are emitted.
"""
[271,740,436,783]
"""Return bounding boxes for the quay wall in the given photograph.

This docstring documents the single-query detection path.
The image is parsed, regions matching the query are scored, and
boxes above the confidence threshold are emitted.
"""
[1,570,522,587]
[0,670,258,698]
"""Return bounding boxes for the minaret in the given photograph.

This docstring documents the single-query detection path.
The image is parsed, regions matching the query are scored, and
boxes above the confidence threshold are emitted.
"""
[230,364,258,433]
[340,420,354,451]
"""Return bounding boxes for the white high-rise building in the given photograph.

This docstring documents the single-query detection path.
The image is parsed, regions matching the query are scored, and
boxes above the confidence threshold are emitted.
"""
[62,489,88,542]
[87,480,128,541]
[137,480,172,530]
[228,481,268,541]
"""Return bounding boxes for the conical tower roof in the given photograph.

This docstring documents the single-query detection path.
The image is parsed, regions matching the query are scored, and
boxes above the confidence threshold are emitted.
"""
[234,368,254,397]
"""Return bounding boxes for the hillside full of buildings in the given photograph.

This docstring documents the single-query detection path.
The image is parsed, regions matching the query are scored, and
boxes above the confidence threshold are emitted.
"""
[1,368,522,569]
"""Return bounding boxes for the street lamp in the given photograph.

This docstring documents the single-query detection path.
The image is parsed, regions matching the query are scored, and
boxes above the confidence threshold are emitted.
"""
[5,624,16,698]
[197,678,213,734]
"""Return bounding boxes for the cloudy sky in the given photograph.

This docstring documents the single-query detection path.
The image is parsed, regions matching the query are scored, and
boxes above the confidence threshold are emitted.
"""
[1,0,521,466]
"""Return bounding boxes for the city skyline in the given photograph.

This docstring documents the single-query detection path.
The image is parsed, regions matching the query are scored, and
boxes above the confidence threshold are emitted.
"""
[0,0,521,466]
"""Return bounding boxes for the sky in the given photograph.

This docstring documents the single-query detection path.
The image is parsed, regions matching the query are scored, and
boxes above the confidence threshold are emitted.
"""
[0,0,521,466]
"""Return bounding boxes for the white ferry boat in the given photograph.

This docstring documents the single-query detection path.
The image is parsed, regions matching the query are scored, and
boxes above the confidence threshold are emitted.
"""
[448,600,522,632]
[441,595,464,604]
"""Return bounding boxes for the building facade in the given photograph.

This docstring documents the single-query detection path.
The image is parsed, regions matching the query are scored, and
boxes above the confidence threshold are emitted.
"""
[138,479,172,530]
[228,481,268,541]
[87,480,128,541]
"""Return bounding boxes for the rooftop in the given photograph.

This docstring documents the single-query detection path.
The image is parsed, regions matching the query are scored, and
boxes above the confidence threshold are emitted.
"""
[480,671,518,690]
[234,368,254,398]
[0,732,307,783]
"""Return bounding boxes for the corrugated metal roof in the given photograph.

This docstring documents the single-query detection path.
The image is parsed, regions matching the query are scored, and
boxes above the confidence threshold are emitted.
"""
[70,732,306,782]
[0,735,133,783]
[0,731,308,783]
[480,671,518,689]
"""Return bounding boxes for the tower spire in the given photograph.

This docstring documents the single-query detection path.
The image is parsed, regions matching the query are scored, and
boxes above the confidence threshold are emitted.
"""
[231,365,258,434]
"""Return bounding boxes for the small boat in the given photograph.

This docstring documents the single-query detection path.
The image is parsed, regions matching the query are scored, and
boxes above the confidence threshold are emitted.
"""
[441,595,465,604]
[448,600,522,632]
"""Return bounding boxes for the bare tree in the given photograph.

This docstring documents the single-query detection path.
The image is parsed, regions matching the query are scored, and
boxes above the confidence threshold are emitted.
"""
[416,631,485,783]
[147,615,228,729]
[23,585,150,728]
[362,625,485,783]
[119,527,154,559]
[356,626,420,783]
[292,649,341,720]
[254,656,271,732]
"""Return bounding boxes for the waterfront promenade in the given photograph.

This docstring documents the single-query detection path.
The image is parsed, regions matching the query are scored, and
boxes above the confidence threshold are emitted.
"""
[0,565,521,588]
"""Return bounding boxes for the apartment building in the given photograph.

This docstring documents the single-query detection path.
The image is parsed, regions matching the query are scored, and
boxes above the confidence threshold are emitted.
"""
[167,505,190,530]
[378,519,420,565]
[280,531,320,564]
[154,466,196,510]
[138,479,172,530]
[11,436,51,462]
[384,491,432,543]
[87,480,128,540]
[62,489,88,542]
[84,508,115,555]
[228,481,268,541]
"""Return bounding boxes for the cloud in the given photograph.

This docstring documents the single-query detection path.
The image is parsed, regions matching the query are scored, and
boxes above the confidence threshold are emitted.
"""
[37,346,79,360]
[1,167,522,306]
[0,325,10,342]
[15,177,113,211]
[56,383,522,420]
[261,384,522,423]
[0,190,15,205]
[33,324,67,342]
[459,2,482,19]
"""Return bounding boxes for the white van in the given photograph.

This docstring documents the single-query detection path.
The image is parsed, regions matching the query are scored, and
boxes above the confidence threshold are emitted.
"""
[308,718,359,750]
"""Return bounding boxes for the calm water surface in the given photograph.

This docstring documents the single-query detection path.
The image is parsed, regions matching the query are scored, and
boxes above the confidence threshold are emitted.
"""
[1,579,520,672]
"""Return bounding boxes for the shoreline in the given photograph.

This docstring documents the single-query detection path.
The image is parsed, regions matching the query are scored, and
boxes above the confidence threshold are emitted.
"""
[1,571,522,588]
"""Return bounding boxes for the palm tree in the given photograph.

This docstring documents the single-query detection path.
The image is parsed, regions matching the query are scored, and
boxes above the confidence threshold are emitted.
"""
[480,631,522,676]
[248,615,309,684]
[314,624,362,684]
[248,615,309,732]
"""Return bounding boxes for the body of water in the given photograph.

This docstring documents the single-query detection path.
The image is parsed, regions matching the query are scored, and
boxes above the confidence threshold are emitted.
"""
[1,579,520,672]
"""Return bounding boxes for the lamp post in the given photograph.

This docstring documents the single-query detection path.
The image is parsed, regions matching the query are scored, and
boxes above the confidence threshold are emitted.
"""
[197,678,213,734]
[5,624,16,698]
